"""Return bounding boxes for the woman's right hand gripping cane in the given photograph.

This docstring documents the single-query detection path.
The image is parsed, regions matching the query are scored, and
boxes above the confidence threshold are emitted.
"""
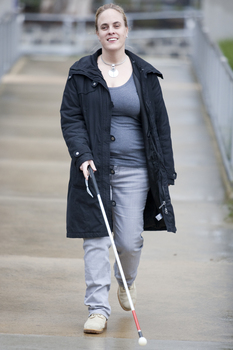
[80,160,97,180]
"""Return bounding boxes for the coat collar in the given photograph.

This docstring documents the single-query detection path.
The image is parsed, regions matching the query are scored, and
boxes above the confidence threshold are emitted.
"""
[126,50,163,79]
[69,49,163,80]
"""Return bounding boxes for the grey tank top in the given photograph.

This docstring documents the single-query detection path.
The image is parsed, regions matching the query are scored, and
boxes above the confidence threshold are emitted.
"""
[109,74,147,167]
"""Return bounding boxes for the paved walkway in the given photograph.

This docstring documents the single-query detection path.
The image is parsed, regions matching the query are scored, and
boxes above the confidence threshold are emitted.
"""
[0,55,232,350]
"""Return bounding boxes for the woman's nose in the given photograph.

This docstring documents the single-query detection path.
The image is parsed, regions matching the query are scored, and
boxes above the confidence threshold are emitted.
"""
[108,26,115,34]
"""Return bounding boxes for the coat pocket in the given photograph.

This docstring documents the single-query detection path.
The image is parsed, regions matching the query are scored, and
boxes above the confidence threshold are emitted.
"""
[70,160,86,189]
[67,184,105,236]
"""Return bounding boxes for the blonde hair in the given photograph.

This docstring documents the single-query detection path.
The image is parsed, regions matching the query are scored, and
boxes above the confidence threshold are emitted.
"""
[95,3,128,32]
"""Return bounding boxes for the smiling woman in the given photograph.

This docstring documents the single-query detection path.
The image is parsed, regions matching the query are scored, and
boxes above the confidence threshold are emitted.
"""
[60,1,177,337]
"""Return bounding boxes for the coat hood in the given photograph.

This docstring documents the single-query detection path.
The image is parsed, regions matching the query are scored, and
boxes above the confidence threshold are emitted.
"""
[69,49,163,80]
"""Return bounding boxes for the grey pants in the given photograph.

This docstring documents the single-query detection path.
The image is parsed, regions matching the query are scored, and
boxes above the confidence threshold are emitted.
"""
[83,166,149,319]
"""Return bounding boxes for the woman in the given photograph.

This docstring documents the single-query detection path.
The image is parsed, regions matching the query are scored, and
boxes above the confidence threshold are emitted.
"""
[60,3,177,334]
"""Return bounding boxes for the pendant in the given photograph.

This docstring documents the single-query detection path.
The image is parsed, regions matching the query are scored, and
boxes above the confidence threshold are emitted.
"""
[108,64,119,78]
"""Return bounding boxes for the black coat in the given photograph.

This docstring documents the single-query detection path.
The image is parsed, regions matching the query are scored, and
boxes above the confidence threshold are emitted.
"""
[60,49,177,238]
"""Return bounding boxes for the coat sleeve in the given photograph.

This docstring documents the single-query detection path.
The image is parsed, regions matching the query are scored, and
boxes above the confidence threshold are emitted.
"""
[60,74,93,168]
[151,75,177,185]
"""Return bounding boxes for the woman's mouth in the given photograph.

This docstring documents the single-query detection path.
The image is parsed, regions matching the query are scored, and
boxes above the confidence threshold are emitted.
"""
[108,38,118,42]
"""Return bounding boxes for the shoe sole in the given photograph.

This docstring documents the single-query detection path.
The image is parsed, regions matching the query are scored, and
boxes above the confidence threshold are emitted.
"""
[117,288,131,312]
[83,322,107,334]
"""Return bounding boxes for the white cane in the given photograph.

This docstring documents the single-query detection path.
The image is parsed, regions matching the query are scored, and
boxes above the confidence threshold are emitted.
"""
[85,166,147,347]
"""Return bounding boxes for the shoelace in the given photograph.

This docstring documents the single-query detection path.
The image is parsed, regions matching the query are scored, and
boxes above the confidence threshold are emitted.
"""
[89,314,105,320]
[120,283,135,291]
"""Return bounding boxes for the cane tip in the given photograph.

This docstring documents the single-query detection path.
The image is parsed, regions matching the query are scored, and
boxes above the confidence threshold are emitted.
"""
[138,337,147,346]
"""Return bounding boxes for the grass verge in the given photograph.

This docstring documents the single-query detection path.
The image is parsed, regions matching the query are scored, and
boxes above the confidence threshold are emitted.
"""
[227,198,233,221]
[219,39,233,70]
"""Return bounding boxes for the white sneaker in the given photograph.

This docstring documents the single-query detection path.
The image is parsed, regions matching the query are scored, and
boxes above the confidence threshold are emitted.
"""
[83,314,107,334]
[117,282,137,311]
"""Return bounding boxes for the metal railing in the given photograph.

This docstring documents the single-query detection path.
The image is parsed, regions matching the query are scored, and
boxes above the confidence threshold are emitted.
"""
[0,12,21,81]
[192,21,233,183]
[20,10,201,55]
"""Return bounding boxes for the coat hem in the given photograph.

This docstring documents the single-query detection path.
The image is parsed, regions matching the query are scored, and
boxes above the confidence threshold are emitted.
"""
[67,232,109,239]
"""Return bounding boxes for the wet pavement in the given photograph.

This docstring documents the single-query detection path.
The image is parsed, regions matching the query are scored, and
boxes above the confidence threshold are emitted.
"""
[0,55,233,349]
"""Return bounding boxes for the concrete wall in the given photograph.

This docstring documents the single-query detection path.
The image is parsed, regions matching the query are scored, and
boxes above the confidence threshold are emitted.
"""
[0,0,16,16]
[203,0,233,41]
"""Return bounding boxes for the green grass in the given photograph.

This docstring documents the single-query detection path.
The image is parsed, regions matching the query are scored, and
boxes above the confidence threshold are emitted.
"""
[219,39,233,70]
[228,199,233,220]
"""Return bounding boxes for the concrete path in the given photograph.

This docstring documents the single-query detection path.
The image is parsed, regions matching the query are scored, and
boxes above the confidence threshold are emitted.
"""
[0,55,232,350]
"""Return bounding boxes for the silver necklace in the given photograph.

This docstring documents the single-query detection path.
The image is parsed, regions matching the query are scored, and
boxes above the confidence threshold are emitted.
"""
[101,55,127,78]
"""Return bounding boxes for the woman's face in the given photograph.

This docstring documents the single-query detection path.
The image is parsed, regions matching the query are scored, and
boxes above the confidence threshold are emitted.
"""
[96,9,128,53]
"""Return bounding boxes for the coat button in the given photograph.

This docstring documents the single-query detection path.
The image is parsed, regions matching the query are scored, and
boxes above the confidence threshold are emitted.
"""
[75,152,79,156]
[112,200,116,206]
[110,169,115,175]
[92,81,97,87]
[110,135,115,141]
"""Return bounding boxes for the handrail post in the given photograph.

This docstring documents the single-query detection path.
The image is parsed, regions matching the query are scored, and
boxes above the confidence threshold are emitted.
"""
[0,12,21,82]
